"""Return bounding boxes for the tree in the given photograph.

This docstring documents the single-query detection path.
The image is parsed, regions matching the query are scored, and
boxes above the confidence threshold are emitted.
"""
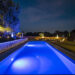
[64,31,69,37]
[0,0,20,33]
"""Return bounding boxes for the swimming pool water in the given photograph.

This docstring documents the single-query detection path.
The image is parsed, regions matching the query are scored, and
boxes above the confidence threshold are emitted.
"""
[0,41,75,74]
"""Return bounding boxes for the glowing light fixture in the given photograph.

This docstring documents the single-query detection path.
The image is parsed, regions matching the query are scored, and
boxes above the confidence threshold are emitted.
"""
[5,27,11,32]
[25,44,44,47]
[11,58,14,61]
[13,59,27,69]
[39,33,44,38]
[0,26,11,32]
[62,38,65,42]
[26,44,35,47]
[56,34,59,39]
[11,33,14,38]
[0,26,5,32]
[11,58,39,74]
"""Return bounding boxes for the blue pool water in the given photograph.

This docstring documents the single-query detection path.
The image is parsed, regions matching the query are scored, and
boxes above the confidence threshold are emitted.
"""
[0,41,75,74]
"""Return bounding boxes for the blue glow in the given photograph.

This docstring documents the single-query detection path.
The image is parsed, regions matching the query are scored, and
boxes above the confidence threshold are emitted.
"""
[0,41,75,74]
[11,33,14,38]
[10,57,39,74]
[13,59,26,69]
[47,44,75,74]
[11,58,14,61]
[25,44,44,47]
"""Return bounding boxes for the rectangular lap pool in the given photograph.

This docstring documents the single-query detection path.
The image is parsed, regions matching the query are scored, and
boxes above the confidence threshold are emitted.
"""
[0,41,75,74]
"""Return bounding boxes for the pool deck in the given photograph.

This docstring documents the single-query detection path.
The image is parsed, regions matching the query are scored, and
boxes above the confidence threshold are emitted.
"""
[46,41,75,60]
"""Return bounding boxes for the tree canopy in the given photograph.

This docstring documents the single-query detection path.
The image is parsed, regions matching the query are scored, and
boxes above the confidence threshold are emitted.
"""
[0,0,20,33]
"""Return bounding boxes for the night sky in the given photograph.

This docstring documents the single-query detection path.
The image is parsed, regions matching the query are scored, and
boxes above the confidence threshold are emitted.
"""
[14,0,75,33]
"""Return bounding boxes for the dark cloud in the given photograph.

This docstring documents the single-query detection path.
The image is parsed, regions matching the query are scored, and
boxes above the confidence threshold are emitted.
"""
[15,0,75,32]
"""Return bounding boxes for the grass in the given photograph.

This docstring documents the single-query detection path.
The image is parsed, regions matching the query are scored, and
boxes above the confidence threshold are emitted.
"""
[54,40,75,53]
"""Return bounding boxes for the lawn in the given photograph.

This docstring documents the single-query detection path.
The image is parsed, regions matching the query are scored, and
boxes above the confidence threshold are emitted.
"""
[54,40,75,52]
